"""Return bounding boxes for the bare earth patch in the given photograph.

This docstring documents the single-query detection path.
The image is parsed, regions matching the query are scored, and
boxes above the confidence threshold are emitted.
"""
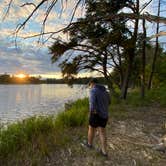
[47,107,166,166]
[3,107,166,166]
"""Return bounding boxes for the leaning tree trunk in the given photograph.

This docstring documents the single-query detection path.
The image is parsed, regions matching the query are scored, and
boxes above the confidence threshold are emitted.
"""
[148,0,161,89]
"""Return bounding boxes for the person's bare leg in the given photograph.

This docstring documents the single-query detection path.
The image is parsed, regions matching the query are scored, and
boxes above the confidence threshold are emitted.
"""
[98,127,107,154]
[88,125,96,145]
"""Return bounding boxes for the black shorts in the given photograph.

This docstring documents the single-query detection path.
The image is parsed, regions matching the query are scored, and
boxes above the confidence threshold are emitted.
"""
[89,113,108,128]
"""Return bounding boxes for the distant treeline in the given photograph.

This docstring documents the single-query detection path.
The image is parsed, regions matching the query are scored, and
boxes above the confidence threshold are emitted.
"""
[0,74,105,85]
[45,77,106,84]
[0,74,42,84]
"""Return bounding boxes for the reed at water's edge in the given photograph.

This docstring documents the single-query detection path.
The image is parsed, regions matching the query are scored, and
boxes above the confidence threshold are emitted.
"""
[0,98,89,161]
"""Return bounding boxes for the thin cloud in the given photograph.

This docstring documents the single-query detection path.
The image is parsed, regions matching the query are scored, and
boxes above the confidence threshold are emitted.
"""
[0,39,60,75]
[0,0,165,77]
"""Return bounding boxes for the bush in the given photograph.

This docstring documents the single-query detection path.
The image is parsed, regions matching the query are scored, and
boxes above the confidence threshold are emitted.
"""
[0,98,89,160]
[146,86,166,106]
[121,85,166,107]
[0,116,55,157]
[55,98,89,127]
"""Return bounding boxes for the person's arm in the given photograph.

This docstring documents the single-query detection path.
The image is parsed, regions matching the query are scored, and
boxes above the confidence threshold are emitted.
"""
[89,89,97,113]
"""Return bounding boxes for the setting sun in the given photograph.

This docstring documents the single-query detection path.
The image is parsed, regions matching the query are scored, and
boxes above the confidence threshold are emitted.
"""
[15,74,27,79]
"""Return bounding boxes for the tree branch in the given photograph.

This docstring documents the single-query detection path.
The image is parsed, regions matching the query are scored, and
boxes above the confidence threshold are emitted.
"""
[43,0,83,43]
[20,3,37,8]
[19,12,166,42]
[82,66,104,75]
[15,0,48,33]
[149,31,166,39]
[40,0,58,43]
[3,0,13,20]
[139,0,153,13]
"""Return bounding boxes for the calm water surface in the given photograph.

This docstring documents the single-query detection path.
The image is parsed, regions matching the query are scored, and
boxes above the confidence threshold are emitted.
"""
[0,84,88,124]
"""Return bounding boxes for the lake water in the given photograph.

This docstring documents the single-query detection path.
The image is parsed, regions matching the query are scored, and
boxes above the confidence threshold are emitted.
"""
[0,84,88,124]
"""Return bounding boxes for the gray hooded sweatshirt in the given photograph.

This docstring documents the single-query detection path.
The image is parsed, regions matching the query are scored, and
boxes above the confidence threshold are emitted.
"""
[89,84,110,119]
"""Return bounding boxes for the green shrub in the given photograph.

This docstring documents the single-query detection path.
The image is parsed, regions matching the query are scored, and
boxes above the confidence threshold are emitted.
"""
[121,85,166,107]
[0,116,55,157]
[146,86,166,106]
[0,98,89,159]
[55,98,89,127]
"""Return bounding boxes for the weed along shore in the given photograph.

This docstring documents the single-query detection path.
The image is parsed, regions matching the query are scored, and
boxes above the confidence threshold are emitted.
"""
[0,98,89,165]
[0,86,166,165]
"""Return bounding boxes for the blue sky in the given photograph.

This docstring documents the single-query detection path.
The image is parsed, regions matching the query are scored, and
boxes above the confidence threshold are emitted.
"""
[0,0,84,78]
[0,0,165,78]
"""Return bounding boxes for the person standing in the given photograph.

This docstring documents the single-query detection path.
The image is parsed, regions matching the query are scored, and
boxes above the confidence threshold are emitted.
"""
[84,78,110,157]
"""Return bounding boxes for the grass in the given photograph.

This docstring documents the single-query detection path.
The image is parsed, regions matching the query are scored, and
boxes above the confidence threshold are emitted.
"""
[55,98,89,127]
[0,85,165,164]
[146,85,166,107]
[1,117,52,160]
[110,85,166,107]
[0,98,89,163]
[109,85,166,120]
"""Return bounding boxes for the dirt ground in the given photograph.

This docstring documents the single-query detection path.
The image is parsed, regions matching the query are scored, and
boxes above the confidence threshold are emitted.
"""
[4,106,166,166]
[45,106,166,166]
[105,107,166,166]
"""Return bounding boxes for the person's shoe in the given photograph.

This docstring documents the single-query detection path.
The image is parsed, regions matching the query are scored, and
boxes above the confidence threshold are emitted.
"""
[98,149,108,158]
[81,140,93,149]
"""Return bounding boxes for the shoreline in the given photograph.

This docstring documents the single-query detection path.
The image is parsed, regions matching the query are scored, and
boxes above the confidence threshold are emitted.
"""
[0,86,166,165]
[0,84,88,126]
[0,98,89,158]
[0,99,83,127]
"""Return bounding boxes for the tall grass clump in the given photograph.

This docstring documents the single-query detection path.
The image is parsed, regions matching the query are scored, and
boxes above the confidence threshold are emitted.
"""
[146,85,166,107]
[126,89,147,106]
[122,85,166,107]
[0,98,89,161]
[55,98,89,127]
[0,116,56,158]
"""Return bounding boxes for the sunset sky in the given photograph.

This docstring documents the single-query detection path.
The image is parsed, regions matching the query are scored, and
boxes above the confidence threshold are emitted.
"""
[0,0,165,79]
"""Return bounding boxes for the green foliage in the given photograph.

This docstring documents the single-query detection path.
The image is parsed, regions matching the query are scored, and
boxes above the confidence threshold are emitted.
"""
[0,116,55,157]
[0,87,165,163]
[55,98,89,127]
[0,98,89,160]
[155,53,166,84]
[126,89,149,106]
[49,0,132,86]
[122,85,166,107]
[0,74,42,84]
[49,40,77,63]
[146,85,166,107]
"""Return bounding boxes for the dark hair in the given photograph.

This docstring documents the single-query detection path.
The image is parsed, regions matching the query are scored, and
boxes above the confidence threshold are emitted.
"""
[88,78,98,85]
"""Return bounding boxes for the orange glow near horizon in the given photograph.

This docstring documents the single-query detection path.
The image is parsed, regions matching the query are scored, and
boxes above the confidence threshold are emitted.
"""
[15,73,27,79]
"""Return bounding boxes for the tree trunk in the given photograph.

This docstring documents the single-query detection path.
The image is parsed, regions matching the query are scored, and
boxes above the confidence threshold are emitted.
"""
[117,45,124,89]
[102,53,115,96]
[141,18,146,98]
[120,56,133,99]
[120,0,139,99]
[148,0,160,89]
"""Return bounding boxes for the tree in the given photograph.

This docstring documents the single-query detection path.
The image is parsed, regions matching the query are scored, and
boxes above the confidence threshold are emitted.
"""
[50,0,166,99]
[49,0,133,95]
